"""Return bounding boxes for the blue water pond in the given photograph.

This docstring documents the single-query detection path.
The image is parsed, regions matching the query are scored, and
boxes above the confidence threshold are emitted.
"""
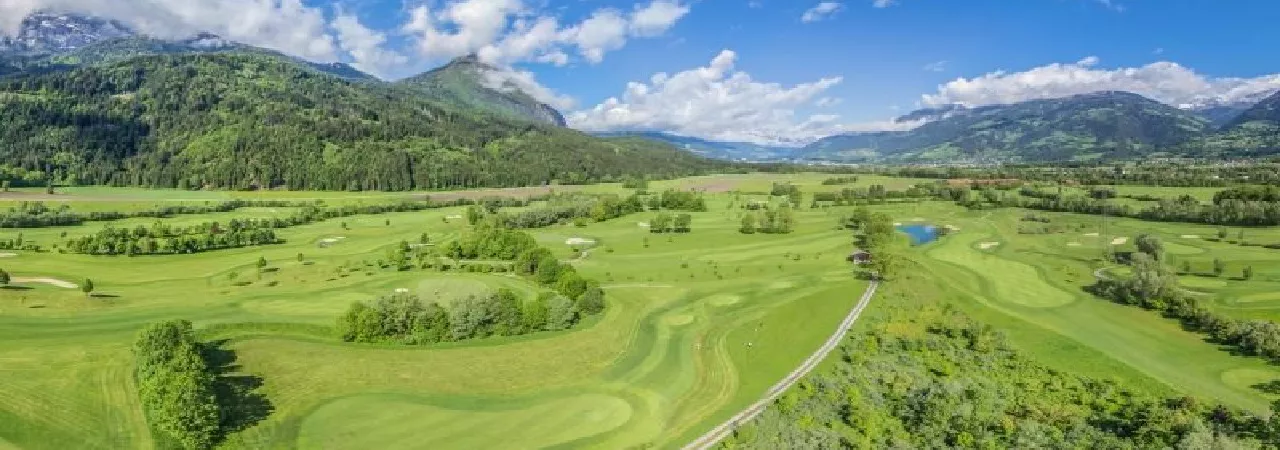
[896,224,940,245]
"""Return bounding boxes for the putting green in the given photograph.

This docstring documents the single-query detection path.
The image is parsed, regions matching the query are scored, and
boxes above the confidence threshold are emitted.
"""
[1179,277,1228,289]
[1220,368,1280,391]
[1163,242,1204,255]
[705,294,743,307]
[413,277,499,306]
[1234,292,1280,304]
[297,393,633,449]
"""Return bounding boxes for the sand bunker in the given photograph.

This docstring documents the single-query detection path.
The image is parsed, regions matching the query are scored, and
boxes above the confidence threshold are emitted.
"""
[978,242,1001,250]
[0,252,16,258]
[565,237,597,246]
[445,214,464,220]
[1084,232,1100,237]
[319,236,347,244]
[1111,237,1129,245]
[893,222,902,226]
[944,224,960,231]
[637,222,650,228]
[394,288,410,294]
[910,217,926,222]
[12,277,77,289]
[1181,234,1200,239]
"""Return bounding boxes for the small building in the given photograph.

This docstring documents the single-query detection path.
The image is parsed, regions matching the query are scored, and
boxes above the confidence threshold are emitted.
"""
[848,249,872,265]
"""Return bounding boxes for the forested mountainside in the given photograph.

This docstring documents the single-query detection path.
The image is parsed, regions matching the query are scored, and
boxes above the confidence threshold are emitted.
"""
[0,53,724,190]
[396,55,567,127]
[801,91,1213,163]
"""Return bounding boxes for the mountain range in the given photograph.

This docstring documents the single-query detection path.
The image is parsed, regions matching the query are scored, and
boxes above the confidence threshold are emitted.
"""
[591,131,794,161]
[0,12,722,191]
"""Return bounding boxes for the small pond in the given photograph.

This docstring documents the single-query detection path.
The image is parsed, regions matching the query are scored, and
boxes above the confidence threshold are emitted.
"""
[896,224,940,245]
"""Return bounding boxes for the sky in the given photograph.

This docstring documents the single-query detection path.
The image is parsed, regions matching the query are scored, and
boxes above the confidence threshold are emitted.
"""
[2,0,1280,146]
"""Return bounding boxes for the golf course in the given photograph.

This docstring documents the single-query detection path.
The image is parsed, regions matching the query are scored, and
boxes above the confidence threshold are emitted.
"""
[3,173,1280,448]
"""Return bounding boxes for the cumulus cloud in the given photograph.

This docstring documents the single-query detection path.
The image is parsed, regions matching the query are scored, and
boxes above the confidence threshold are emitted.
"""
[331,12,407,79]
[0,0,340,61]
[404,0,689,66]
[923,56,1280,109]
[801,2,842,22]
[480,66,577,110]
[922,60,946,72]
[568,50,846,146]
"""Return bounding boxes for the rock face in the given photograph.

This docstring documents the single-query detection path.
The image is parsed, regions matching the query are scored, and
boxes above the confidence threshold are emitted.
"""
[396,55,567,127]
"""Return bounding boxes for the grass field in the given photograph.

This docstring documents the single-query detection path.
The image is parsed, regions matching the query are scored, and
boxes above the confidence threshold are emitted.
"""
[4,172,1280,448]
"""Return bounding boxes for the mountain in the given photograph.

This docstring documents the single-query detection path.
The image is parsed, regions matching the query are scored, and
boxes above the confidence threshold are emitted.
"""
[0,52,723,190]
[396,55,567,127]
[0,12,133,56]
[802,91,1212,163]
[593,131,793,161]
[0,13,375,81]
[1187,91,1280,157]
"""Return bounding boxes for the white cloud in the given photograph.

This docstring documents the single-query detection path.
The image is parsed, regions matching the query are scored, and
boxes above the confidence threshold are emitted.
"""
[872,0,896,7]
[629,0,689,37]
[922,60,946,72]
[801,2,842,22]
[923,56,1280,109]
[480,67,577,110]
[0,0,340,61]
[404,0,691,67]
[331,12,407,79]
[568,50,846,146]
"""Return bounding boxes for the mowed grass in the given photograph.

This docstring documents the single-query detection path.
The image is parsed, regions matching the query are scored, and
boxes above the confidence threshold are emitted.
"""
[0,177,874,449]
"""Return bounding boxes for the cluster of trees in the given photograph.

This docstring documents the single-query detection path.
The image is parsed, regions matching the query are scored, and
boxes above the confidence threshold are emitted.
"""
[337,290,580,344]
[820,176,858,185]
[445,226,605,312]
[870,163,1280,187]
[724,306,1275,448]
[653,189,708,212]
[1090,235,1280,363]
[63,221,282,255]
[966,187,1280,227]
[133,320,221,449]
[845,207,902,280]
[0,232,39,251]
[739,206,795,235]
[648,212,692,233]
[481,193,645,229]
[769,182,803,206]
[1214,185,1280,204]
[0,53,728,191]
[811,184,937,206]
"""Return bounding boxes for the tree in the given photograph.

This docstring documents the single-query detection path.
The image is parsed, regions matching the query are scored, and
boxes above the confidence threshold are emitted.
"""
[651,212,673,234]
[1180,260,1191,274]
[1213,258,1226,277]
[523,293,551,331]
[544,294,579,331]
[739,213,757,234]
[577,282,606,315]
[0,268,8,286]
[45,179,53,195]
[1244,266,1254,280]
[673,213,692,233]
[256,256,268,271]
[868,250,902,281]
[1218,227,1229,240]
[1,180,8,192]
[1135,234,1164,261]
[296,253,304,262]
[81,278,94,297]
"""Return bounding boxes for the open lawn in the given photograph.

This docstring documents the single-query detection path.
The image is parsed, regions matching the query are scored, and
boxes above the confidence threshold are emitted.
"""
[5,172,1280,448]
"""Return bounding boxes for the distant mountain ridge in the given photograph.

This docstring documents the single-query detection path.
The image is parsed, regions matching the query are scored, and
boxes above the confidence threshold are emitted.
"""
[592,131,793,161]
[395,55,567,127]
[801,91,1213,162]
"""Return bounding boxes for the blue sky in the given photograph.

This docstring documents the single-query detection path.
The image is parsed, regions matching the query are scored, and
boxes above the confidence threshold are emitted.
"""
[4,0,1280,145]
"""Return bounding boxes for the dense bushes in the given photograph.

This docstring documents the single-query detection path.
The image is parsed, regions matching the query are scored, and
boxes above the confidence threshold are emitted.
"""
[724,307,1272,448]
[133,320,221,449]
[740,206,794,234]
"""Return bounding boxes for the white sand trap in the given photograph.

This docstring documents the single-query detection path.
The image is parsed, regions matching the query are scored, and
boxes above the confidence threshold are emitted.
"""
[910,217,926,222]
[0,252,16,258]
[1067,242,1082,247]
[893,222,903,226]
[637,222,650,228]
[319,236,347,244]
[446,214,463,220]
[1181,234,1200,239]
[565,238,596,246]
[978,242,1001,250]
[944,224,960,231]
[1084,232,1100,237]
[1111,237,1129,245]
[12,277,77,289]
[394,288,409,294]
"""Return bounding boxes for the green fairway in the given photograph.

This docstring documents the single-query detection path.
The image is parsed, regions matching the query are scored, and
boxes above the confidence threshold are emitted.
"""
[7,173,1280,448]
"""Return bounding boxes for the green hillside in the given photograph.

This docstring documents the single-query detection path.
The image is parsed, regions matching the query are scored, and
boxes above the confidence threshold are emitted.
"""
[0,52,722,190]
[396,55,567,127]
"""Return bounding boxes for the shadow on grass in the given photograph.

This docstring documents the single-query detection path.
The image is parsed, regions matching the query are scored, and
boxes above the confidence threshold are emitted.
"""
[90,293,120,298]
[1254,380,1280,394]
[203,339,274,437]
[1,285,32,291]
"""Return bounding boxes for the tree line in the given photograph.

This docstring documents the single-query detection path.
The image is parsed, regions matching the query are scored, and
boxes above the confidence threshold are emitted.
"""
[1089,235,1280,364]
[133,320,221,449]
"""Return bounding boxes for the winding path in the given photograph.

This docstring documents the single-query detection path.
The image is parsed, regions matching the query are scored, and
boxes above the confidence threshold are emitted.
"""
[681,280,880,450]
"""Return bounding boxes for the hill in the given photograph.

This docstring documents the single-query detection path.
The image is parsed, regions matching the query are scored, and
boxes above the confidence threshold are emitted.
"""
[592,131,792,161]
[1188,90,1280,157]
[0,52,722,190]
[801,91,1212,162]
[396,55,567,127]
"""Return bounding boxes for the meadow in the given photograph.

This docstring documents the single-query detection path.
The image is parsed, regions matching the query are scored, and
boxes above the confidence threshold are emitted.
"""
[4,172,1280,449]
